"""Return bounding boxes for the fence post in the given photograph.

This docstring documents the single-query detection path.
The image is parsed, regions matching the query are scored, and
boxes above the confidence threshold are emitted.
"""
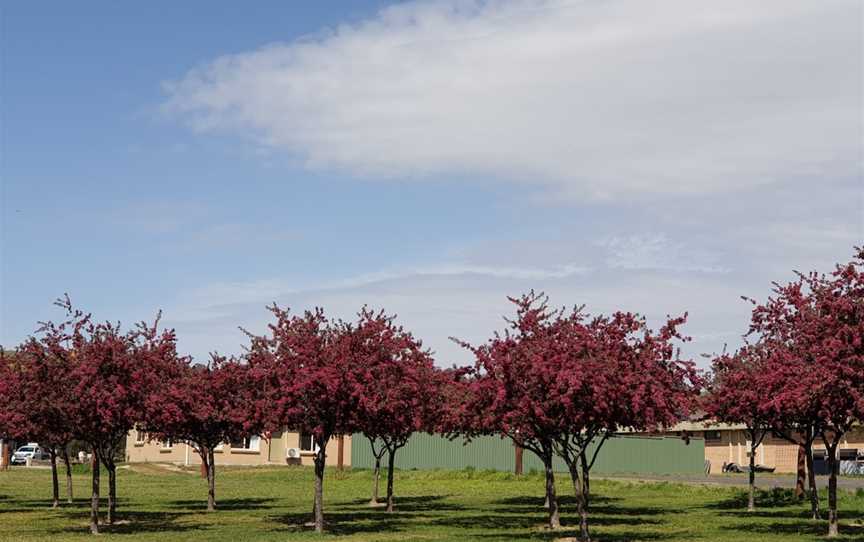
[514,444,523,475]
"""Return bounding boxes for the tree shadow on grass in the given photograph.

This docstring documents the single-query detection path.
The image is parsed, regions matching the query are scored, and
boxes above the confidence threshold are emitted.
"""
[491,495,667,520]
[269,510,406,536]
[341,494,466,514]
[705,487,817,519]
[730,518,864,541]
[707,487,801,510]
[46,510,211,536]
[435,516,673,542]
[494,494,618,508]
[433,511,663,533]
[165,497,277,511]
[472,528,675,541]
[8,498,95,508]
[0,498,113,514]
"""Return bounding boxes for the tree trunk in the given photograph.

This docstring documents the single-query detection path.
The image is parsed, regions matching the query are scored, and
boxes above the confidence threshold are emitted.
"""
[804,442,820,520]
[106,460,117,524]
[543,452,561,530]
[567,461,589,541]
[371,455,381,505]
[312,443,327,533]
[580,450,592,510]
[385,448,396,512]
[207,447,217,511]
[50,448,60,508]
[62,447,73,504]
[795,445,806,500]
[90,451,100,535]
[826,443,839,537]
[367,437,384,506]
[747,443,757,512]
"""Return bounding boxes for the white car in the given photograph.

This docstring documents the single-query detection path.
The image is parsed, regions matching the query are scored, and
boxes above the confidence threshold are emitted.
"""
[11,444,49,465]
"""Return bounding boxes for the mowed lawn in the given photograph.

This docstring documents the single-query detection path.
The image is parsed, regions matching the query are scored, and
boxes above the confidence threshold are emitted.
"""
[2,465,864,541]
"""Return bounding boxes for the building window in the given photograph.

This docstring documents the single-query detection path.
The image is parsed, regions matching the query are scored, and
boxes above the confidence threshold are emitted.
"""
[703,430,721,442]
[299,433,319,454]
[135,430,146,444]
[230,436,260,451]
[161,439,173,449]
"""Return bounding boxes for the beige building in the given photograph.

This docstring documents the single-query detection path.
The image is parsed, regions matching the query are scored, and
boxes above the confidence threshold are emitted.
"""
[658,422,864,474]
[126,430,351,468]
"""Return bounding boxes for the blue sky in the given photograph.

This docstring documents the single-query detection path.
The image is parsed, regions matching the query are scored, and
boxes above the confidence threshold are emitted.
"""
[2,0,862,365]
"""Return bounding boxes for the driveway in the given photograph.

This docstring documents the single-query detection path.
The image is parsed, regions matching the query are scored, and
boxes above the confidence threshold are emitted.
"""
[598,473,864,490]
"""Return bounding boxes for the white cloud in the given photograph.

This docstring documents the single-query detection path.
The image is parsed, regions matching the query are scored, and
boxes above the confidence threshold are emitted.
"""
[174,261,589,312]
[164,262,749,367]
[164,0,860,199]
[597,233,728,273]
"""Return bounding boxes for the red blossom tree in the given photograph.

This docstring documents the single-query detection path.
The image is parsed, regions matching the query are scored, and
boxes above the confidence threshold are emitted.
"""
[244,305,363,533]
[703,346,775,512]
[552,310,699,541]
[452,293,567,530]
[142,355,262,511]
[746,248,864,537]
[454,293,698,539]
[0,340,76,508]
[351,308,442,511]
[37,297,174,534]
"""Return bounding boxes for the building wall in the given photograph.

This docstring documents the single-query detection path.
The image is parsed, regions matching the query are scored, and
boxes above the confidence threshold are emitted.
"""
[126,431,351,468]
[702,428,864,474]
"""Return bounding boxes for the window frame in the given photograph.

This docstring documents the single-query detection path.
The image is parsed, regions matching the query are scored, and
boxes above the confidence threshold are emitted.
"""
[703,430,722,442]
[230,436,261,452]
[298,433,319,454]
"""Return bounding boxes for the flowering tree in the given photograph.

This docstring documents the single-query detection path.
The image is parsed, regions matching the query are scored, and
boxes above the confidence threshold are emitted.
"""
[747,248,864,537]
[0,341,75,508]
[452,293,569,531]
[142,355,261,511]
[352,308,442,511]
[456,293,698,538]
[244,305,362,533]
[37,297,172,534]
[704,347,775,512]
[553,310,699,541]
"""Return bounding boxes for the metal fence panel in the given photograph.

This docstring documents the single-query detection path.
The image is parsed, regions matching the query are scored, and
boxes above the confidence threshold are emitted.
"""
[351,433,705,475]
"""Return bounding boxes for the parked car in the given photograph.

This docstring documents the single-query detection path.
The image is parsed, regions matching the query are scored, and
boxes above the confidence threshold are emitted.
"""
[721,461,775,474]
[11,444,49,465]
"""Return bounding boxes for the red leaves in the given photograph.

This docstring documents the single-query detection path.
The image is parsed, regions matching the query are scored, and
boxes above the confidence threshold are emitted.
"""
[704,346,773,431]
[743,248,864,439]
[3,299,186,456]
[454,291,701,452]
[243,305,450,446]
[144,355,263,452]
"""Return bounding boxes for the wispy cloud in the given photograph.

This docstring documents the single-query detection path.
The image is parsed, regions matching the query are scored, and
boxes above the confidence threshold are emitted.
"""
[164,0,860,199]
[596,234,729,273]
[176,261,590,311]
[164,260,749,367]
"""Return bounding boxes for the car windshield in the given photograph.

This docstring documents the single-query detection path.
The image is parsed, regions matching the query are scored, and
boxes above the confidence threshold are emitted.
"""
[17,447,34,453]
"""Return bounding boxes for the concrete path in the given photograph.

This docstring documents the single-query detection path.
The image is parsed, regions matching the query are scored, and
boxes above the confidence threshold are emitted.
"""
[598,473,864,490]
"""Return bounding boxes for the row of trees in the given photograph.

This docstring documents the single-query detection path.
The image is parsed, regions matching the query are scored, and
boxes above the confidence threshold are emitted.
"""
[0,302,445,534]
[0,247,860,540]
[704,248,863,537]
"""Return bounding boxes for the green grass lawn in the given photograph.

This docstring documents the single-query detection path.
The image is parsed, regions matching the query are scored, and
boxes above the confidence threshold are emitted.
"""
[1,464,864,541]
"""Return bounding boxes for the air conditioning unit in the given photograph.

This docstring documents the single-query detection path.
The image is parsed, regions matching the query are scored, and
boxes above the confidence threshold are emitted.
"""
[286,447,301,459]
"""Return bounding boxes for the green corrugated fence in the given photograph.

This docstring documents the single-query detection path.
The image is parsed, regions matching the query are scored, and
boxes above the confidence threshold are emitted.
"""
[351,433,705,475]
